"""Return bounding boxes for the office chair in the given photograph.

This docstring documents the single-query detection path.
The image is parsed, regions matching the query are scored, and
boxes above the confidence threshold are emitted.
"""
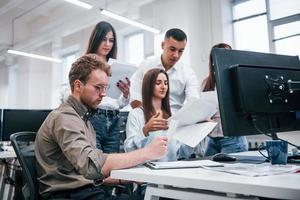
[10,132,38,200]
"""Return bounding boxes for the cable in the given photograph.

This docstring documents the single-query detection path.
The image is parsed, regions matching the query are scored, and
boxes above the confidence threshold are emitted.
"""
[251,114,300,150]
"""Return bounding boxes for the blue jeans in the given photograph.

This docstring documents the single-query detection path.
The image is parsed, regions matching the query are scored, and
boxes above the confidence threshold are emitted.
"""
[90,112,121,153]
[204,136,248,156]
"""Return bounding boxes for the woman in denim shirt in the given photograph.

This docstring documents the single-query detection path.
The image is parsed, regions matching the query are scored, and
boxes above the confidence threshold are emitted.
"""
[86,21,130,153]
[202,43,248,156]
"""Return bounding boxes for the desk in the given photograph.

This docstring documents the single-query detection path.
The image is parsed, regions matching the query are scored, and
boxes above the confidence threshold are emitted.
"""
[0,146,16,159]
[0,146,17,200]
[111,163,300,200]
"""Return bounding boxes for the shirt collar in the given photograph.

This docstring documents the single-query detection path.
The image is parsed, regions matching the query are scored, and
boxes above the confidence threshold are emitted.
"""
[66,95,96,121]
[159,55,179,72]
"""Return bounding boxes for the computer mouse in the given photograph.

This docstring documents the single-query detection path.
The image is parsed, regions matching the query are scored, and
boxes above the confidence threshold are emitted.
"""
[212,153,236,162]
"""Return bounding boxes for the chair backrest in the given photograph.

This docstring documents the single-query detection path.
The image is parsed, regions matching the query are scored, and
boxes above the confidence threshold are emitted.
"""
[10,132,38,200]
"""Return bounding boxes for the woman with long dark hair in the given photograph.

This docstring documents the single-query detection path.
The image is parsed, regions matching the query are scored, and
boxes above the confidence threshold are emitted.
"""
[86,21,130,153]
[202,43,248,156]
[124,68,177,161]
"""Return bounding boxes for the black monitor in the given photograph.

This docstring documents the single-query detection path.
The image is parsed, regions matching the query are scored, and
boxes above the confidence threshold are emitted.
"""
[2,109,51,141]
[212,49,300,138]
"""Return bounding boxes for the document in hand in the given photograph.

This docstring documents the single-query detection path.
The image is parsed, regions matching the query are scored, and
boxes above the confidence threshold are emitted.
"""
[169,98,217,127]
[107,59,137,99]
[201,91,218,108]
[171,121,217,147]
[166,98,218,147]
[145,160,224,170]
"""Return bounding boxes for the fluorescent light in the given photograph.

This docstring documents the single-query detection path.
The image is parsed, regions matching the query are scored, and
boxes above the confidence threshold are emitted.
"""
[63,0,93,9]
[100,9,160,34]
[7,50,62,63]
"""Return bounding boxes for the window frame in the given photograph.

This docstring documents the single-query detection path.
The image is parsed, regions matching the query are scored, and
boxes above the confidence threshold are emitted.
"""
[232,0,300,54]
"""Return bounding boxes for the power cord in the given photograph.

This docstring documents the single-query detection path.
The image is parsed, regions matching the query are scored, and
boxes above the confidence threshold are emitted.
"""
[251,115,300,150]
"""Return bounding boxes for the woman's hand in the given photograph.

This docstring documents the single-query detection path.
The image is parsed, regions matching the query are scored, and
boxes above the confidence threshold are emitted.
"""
[143,111,168,136]
[117,77,130,98]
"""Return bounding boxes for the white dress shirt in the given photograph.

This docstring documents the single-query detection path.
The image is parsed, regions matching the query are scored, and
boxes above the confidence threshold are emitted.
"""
[98,95,129,110]
[130,55,200,113]
[124,107,177,161]
[124,107,146,152]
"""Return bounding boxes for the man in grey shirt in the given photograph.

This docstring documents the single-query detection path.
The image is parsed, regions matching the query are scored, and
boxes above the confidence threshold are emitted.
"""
[35,54,167,199]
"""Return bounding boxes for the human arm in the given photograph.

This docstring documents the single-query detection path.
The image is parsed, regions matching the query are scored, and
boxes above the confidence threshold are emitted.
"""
[185,66,201,101]
[123,108,148,152]
[101,136,168,177]
[53,112,107,181]
[117,77,130,99]
[129,67,144,108]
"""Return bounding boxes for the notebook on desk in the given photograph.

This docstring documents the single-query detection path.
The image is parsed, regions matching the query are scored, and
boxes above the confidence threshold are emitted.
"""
[145,160,223,170]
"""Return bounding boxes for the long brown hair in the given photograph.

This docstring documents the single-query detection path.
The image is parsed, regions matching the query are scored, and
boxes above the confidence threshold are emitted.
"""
[142,68,171,123]
[86,21,117,61]
[202,43,232,92]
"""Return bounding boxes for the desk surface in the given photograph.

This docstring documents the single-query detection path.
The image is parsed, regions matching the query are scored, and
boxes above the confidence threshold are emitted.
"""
[0,146,16,159]
[111,163,300,200]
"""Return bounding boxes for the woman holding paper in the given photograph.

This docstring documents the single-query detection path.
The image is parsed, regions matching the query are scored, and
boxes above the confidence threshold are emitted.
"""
[202,43,248,156]
[124,68,179,161]
[86,21,130,153]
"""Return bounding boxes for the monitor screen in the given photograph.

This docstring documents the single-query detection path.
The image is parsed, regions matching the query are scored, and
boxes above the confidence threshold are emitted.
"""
[2,109,51,141]
[212,49,300,137]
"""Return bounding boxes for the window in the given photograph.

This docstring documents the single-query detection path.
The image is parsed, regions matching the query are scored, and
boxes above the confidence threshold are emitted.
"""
[269,0,300,20]
[62,53,77,84]
[124,32,145,65]
[233,15,269,52]
[232,0,300,56]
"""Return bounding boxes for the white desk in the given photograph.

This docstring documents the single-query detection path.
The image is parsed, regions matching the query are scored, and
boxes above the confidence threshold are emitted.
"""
[0,146,16,159]
[111,163,300,200]
[0,147,17,200]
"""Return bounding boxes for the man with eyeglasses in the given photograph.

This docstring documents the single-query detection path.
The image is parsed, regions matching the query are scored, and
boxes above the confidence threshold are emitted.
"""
[35,54,168,200]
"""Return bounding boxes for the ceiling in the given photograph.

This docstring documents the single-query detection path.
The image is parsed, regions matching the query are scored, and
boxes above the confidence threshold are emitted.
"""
[0,0,157,62]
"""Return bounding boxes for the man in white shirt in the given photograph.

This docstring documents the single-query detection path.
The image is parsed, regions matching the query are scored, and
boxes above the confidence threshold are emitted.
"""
[129,28,200,159]
[130,28,200,113]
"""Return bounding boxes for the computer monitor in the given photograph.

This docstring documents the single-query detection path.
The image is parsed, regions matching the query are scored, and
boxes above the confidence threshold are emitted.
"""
[212,49,300,138]
[2,109,51,141]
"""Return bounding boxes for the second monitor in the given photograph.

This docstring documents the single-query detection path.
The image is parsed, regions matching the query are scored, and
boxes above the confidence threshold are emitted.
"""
[2,109,51,141]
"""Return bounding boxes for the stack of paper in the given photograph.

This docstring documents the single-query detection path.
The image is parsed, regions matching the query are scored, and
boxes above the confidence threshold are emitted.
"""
[205,163,300,177]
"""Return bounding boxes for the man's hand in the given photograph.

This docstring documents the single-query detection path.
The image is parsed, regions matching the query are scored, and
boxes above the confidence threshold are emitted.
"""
[145,136,168,160]
[143,111,168,136]
[117,77,130,98]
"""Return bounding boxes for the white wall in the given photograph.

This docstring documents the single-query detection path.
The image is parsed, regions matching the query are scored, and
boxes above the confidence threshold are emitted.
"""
[0,0,233,109]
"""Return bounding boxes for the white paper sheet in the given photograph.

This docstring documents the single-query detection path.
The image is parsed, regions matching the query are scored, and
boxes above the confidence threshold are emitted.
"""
[205,163,300,177]
[169,98,217,127]
[200,91,218,108]
[172,121,217,147]
[107,59,137,99]
[166,120,179,139]
[145,159,224,169]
